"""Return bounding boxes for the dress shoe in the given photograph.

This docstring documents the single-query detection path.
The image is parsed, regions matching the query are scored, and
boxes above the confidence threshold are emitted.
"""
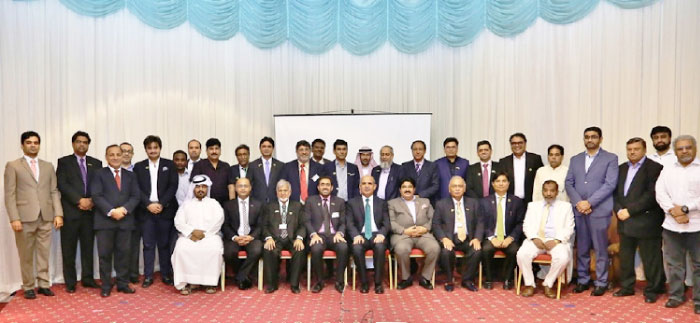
[264,286,277,294]
[142,278,154,288]
[483,281,493,290]
[335,282,345,293]
[66,285,76,293]
[644,294,658,303]
[360,283,369,294]
[311,282,324,293]
[694,304,700,314]
[664,299,684,308]
[544,285,556,299]
[37,288,55,296]
[24,289,36,300]
[82,280,100,289]
[503,280,514,290]
[573,283,590,293]
[591,286,606,296]
[520,286,535,297]
[238,279,252,290]
[375,285,384,294]
[117,286,136,294]
[461,281,478,292]
[129,277,139,284]
[418,278,433,290]
[291,286,301,294]
[100,289,111,297]
[444,283,454,292]
[613,289,634,297]
[162,277,174,286]
[397,279,412,290]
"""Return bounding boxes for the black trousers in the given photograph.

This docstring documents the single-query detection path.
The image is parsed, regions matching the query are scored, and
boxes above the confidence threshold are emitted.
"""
[351,234,387,286]
[96,228,131,291]
[619,233,665,296]
[127,224,141,280]
[309,234,349,284]
[140,214,174,279]
[439,238,481,282]
[481,239,520,282]
[263,238,305,288]
[60,215,96,287]
[223,239,263,282]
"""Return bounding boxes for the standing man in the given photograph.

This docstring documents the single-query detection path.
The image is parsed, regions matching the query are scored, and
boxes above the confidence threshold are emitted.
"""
[5,131,63,299]
[133,135,179,287]
[120,142,135,172]
[400,140,439,203]
[372,145,401,201]
[432,176,483,292]
[91,145,141,297]
[612,138,665,303]
[173,150,190,206]
[56,131,102,293]
[565,126,618,296]
[347,175,390,294]
[499,133,544,203]
[187,139,201,174]
[120,141,139,283]
[355,146,378,177]
[311,139,331,165]
[655,135,700,314]
[282,140,322,204]
[466,140,499,198]
[435,137,469,200]
[228,144,251,200]
[248,137,283,203]
[533,145,569,202]
[648,126,676,168]
[322,139,359,201]
[190,138,231,205]
[304,176,348,293]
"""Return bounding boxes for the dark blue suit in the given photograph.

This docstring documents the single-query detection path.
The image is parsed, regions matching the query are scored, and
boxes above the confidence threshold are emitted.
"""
[479,194,525,282]
[371,163,401,200]
[400,160,439,203]
[434,156,469,200]
[281,160,323,203]
[346,195,391,286]
[322,160,360,200]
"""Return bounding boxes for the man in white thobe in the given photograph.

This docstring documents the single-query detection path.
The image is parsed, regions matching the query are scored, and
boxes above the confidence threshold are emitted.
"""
[171,175,224,294]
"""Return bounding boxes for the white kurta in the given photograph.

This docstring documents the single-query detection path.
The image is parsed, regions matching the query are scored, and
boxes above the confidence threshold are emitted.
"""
[171,197,224,290]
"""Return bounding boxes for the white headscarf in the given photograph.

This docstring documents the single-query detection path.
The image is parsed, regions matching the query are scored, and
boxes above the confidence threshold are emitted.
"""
[354,146,378,169]
[185,174,212,202]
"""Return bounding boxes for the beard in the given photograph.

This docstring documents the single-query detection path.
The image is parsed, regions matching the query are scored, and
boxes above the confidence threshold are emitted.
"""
[678,155,695,164]
[380,161,392,169]
[653,142,669,152]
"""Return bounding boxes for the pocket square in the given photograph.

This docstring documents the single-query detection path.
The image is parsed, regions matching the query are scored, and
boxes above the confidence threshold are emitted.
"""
[162,167,168,171]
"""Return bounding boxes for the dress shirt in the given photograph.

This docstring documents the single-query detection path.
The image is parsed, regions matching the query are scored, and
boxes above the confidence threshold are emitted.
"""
[335,160,349,201]
[488,193,508,240]
[623,157,645,196]
[584,149,600,173]
[656,158,700,233]
[176,169,190,206]
[543,202,557,239]
[239,165,248,178]
[187,158,199,174]
[122,164,134,172]
[360,195,378,234]
[648,150,677,169]
[513,154,526,199]
[148,158,160,202]
[377,167,391,200]
[23,155,40,180]
[452,197,468,235]
[532,165,569,202]
[404,198,417,224]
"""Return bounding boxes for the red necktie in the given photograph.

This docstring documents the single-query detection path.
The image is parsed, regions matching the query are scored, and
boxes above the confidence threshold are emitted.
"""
[115,169,122,191]
[300,164,308,202]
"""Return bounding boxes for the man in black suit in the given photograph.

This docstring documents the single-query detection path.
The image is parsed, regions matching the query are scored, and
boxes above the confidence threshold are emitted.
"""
[133,135,178,287]
[56,131,102,293]
[304,176,348,293]
[499,133,544,203]
[612,137,666,303]
[322,139,359,201]
[467,140,500,198]
[400,140,439,203]
[347,175,390,294]
[282,140,323,203]
[372,145,401,201]
[262,179,307,294]
[480,171,525,290]
[91,144,141,297]
[222,177,264,290]
[432,176,484,292]
[248,137,283,204]
[227,144,250,200]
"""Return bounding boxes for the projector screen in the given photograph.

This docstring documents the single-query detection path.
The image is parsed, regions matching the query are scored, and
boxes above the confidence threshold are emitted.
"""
[273,113,432,164]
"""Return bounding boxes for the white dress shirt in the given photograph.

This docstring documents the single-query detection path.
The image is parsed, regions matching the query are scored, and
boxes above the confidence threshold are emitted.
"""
[584,149,600,173]
[23,155,40,180]
[148,158,160,202]
[513,154,526,199]
[187,158,199,174]
[532,164,569,202]
[377,167,391,200]
[655,158,700,233]
[404,198,417,224]
[176,169,190,206]
[648,150,677,169]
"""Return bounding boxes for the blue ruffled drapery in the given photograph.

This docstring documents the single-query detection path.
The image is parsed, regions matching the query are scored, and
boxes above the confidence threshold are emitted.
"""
[54,0,660,54]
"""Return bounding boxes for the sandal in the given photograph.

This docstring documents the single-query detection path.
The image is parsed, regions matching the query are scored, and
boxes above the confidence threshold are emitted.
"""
[180,285,191,296]
[205,286,216,294]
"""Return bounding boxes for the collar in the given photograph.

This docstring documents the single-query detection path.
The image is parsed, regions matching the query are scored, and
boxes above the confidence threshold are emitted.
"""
[586,149,601,158]
[627,156,646,168]
[653,150,674,158]
[109,166,121,173]
[24,155,38,163]
[495,193,507,200]
[452,197,464,205]
[239,197,249,204]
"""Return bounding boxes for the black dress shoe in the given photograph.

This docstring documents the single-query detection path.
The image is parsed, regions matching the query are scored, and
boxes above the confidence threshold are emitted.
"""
[613,289,634,297]
[129,277,139,284]
[397,279,412,290]
[37,288,55,296]
[66,285,76,293]
[360,283,369,294]
[100,289,111,297]
[24,290,36,300]
[694,304,700,314]
[162,277,174,286]
[483,281,493,290]
[142,278,154,288]
[238,279,252,290]
[503,280,514,290]
[291,286,301,294]
[444,283,454,292]
[335,282,344,293]
[418,278,433,290]
[644,294,658,303]
[591,286,606,296]
[374,285,384,294]
[461,281,478,292]
[665,299,684,308]
[117,286,136,294]
[311,282,324,293]
[264,286,277,294]
[573,283,590,293]
[82,280,100,289]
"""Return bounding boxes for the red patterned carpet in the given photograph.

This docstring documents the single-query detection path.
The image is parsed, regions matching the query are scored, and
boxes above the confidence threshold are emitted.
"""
[0,277,697,323]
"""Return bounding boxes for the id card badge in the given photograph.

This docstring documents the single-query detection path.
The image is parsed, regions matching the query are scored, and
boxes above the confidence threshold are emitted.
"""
[279,223,287,230]
[331,212,340,219]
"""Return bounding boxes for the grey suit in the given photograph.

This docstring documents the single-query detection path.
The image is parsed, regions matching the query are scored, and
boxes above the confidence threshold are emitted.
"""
[388,197,439,281]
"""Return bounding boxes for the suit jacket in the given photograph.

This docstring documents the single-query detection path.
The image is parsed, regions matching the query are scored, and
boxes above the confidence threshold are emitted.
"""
[399,160,440,201]
[522,200,575,243]
[388,197,435,245]
[322,161,360,200]
[565,148,619,218]
[262,200,306,241]
[371,163,401,200]
[346,195,390,238]
[56,154,102,221]
[613,159,664,238]
[4,157,63,223]
[498,152,544,203]
[304,195,346,237]
[479,194,525,242]
[228,164,249,185]
[434,156,469,200]
[222,197,264,241]
[248,157,283,203]
[432,197,484,242]
[282,160,323,202]
[91,167,141,230]
[133,158,179,219]
[466,161,500,198]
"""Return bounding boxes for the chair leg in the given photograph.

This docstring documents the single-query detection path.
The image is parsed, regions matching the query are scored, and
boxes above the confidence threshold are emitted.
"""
[431,269,435,288]
[258,259,263,291]
[221,262,226,292]
[307,254,311,291]
[478,262,482,289]
[516,268,522,295]
[388,254,393,290]
[394,256,398,289]
[352,258,356,291]
[344,265,348,287]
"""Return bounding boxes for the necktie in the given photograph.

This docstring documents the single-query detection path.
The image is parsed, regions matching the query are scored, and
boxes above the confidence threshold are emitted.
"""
[415,163,421,176]
[79,158,88,194]
[482,164,489,197]
[115,169,122,191]
[280,203,288,239]
[364,198,373,240]
[538,204,550,239]
[241,200,249,235]
[299,164,308,202]
[264,160,270,185]
[30,159,38,181]
[496,196,505,240]
[322,198,331,235]
[456,201,467,242]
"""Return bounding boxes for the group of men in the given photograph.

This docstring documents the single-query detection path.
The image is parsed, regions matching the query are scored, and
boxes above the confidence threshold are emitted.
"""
[4,126,700,315]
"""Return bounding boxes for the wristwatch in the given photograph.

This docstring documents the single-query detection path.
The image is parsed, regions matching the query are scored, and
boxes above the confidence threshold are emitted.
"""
[681,205,689,214]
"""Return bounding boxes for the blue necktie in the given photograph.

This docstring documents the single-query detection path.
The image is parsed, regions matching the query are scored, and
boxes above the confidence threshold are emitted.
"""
[364,198,372,240]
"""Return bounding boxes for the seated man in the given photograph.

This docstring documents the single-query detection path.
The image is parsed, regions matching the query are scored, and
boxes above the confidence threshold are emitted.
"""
[305,176,348,293]
[480,172,525,290]
[262,179,306,294]
[347,175,391,294]
[222,177,264,290]
[389,178,440,290]
[171,175,225,295]
[516,180,575,298]
[433,176,483,291]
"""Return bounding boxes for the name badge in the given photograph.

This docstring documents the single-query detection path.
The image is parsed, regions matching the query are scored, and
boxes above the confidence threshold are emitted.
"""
[312,174,320,182]
[279,224,287,230]
[331,212,340,219]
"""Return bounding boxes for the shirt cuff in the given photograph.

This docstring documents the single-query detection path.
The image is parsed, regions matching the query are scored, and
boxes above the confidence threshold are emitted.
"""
[265,236,272,241]
[232,235,238,241]
[108,209,114,217]
[296,235,304,241]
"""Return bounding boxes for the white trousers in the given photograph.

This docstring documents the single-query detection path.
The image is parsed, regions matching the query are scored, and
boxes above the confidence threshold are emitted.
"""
[517,239,570,288]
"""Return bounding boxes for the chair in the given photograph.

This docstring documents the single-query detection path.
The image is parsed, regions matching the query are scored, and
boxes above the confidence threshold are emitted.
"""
[259,250,304,292]
[516,254,566,299]
[475,250,517,289]
[220,251,264,291]
[392,248,435,289]
[306,250,348,291]
[350,249,393,290]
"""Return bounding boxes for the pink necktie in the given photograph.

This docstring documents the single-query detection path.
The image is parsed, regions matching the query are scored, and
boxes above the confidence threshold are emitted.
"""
[482,164,489,197]
[300,164,308,202]
[30,159,38,181]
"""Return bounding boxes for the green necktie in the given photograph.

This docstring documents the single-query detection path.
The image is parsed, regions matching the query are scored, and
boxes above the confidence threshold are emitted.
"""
[496,196,505,240]
[364,198,373,240]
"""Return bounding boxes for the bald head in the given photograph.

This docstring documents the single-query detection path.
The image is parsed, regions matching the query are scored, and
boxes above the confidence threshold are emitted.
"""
[359,175,377,198]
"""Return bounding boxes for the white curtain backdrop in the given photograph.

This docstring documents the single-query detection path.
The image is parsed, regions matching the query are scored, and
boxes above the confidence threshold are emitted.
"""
[1,0,698,301]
